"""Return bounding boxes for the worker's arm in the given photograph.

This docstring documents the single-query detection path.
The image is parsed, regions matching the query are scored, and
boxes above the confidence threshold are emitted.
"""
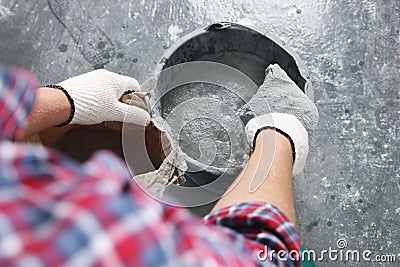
[20,87,71,139]
[19,69,151,140]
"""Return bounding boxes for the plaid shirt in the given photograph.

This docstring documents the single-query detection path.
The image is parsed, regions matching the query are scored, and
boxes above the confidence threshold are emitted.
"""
[0,65,301,267]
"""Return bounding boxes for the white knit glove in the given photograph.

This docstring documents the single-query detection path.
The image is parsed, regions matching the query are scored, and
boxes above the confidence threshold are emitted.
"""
[242,64,317,176]
[58,69,150,126]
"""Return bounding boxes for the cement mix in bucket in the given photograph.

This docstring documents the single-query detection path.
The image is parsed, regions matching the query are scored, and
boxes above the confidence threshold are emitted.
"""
[151,60,316,184]
[150,59,262,178]
[160,82,249,172]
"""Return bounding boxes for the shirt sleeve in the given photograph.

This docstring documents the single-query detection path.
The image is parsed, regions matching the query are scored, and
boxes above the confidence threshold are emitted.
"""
[204,202,302,267]
[0,64,38,140]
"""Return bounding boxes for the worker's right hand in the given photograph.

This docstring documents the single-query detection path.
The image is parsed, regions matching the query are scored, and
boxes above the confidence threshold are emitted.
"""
[58,69,150,126]
[242,64,318,176]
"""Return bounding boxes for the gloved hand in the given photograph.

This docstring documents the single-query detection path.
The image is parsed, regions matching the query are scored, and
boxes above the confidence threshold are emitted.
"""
[58,69,150,126]
[241,64,319,176]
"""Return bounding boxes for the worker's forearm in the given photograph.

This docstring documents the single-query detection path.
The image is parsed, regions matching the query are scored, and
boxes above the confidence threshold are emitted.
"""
[20,87,71,140]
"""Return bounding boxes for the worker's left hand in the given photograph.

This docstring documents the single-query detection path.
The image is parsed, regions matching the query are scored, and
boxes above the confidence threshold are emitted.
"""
[59,69,150,126]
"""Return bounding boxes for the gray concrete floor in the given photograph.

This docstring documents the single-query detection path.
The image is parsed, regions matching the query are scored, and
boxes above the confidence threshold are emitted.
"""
[1,0,399,266]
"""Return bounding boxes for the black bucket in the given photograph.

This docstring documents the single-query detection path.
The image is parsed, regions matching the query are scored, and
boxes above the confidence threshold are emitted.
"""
[155,22,313,95]
[152,22,313,190]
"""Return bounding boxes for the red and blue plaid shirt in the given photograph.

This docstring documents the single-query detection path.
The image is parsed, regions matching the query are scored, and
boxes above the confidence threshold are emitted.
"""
[0,65,301,267]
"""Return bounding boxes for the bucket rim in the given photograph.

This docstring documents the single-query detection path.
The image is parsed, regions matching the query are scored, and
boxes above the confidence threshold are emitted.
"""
[154,21,313,101]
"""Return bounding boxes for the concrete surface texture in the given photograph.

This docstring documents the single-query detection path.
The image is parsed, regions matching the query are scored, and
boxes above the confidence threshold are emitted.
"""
[0,0,399,266]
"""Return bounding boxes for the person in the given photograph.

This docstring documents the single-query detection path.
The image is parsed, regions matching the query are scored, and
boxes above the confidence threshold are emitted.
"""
[0,63,318,266]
